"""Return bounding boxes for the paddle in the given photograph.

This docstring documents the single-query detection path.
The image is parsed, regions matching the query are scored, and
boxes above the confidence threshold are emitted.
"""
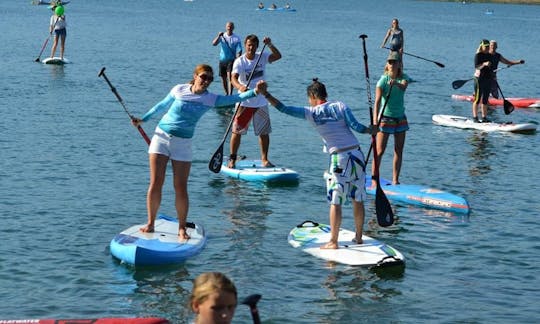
[383,46,444,68]
[359,34,394,227]
[452,66,511,90]
[35,18,59,62]
[208,44,267,173]
[495,80,515,115]
[98,67,151,145]
[242,294,262,324]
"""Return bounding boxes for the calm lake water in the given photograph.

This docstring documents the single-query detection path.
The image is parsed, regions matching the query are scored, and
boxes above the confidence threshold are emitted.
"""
[1,0,539,323]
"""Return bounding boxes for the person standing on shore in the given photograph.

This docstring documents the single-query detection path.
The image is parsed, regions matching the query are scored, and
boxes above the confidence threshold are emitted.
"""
[212,22,243,95]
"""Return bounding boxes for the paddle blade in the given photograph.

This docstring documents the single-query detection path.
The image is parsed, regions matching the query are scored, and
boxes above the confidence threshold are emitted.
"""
[452,79,470,90]
[503,100,515,115]
[208,144,224,173]
[375,184,394,227]
[435,62,445,68]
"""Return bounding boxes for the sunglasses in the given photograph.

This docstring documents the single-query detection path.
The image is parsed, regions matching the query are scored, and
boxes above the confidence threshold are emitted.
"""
[388,60,397,64]
[198,74,214,82]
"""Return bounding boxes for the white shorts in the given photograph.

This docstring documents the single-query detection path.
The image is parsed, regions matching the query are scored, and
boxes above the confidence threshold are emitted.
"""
[148,127,192,162]
[325,148,367,205]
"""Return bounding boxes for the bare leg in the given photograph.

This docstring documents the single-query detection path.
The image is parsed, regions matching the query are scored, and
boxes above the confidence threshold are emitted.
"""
[50,35,59,58]
[259,134,273,167]
[481,103,488,120]
[371,132,389,187]
[392,132,406,185]
[172,160,191,240]
[141,153,169,233]
[228,132,241,168]
[352,200,365,244]
[59,34,65,59]
[321,204,341,249]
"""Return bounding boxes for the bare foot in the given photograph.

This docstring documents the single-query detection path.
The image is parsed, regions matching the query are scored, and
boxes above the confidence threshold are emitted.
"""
[227,159,236,169]
[321,242,339,249]
[352,236,363,244]
[140,224,155,233]
[178,227,191,241]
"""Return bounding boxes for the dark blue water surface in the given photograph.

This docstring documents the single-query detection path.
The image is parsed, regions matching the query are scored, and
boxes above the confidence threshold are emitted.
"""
[1,0,539,322]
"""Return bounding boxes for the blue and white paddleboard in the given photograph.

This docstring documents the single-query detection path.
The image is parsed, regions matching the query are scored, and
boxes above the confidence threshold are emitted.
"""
[110,214,207,266]
[221,159,299,183]
[365,176,470,214]
[42,57,70,65]
[288,221,405,267]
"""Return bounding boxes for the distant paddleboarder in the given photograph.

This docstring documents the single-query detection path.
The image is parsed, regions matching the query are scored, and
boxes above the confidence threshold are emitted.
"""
[49,3,66,60]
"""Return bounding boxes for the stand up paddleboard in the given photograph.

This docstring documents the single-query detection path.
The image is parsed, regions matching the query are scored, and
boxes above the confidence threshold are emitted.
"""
[432,114,537,134]
[452,94,540,108]
[110,214,207,266]
[0,318,168,324]
[365,176,470,214]
[221,159,299,183]
[32,0,70,5]
[288,221,405,267]
[42,57,70,65]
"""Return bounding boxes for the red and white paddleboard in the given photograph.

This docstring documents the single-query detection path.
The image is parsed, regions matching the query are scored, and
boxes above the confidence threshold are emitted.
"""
[451,94,540,108]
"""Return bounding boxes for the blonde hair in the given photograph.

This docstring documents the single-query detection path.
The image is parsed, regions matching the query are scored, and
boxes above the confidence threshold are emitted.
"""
[190,64,214,84]
[190,272,237,308]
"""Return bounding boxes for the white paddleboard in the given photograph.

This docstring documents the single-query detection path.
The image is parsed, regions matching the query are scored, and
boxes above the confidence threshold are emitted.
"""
[110,214,207,266]
[432,114,537,134]
[42,57,70,65]
[288,220,405,267]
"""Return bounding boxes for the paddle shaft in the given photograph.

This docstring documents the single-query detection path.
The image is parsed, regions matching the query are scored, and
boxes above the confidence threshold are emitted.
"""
[360,35,394,227]
[452,66,512,90]
[98,67,151,145]
[35,19,59,62]
[208,44,267,173]
[383,46,444,68]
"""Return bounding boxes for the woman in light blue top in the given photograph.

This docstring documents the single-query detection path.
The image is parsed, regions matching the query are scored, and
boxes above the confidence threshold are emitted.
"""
[131,64,266,239]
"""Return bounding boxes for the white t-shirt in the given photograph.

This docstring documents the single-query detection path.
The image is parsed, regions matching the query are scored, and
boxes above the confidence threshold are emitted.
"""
[232,51,271,108]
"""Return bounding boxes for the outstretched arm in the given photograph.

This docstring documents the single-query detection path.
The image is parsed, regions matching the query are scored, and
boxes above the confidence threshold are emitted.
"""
[263,37,282,63]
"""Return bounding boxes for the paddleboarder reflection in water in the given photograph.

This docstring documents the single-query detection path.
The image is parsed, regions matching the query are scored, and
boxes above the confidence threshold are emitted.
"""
[190,272,237,324]
[261,79,376,249]
[372,52,410,187]
[131,64,267,239]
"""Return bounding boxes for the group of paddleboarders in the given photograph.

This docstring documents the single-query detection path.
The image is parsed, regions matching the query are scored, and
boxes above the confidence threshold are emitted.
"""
[129,19,411,253]
[471,39,525,123]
